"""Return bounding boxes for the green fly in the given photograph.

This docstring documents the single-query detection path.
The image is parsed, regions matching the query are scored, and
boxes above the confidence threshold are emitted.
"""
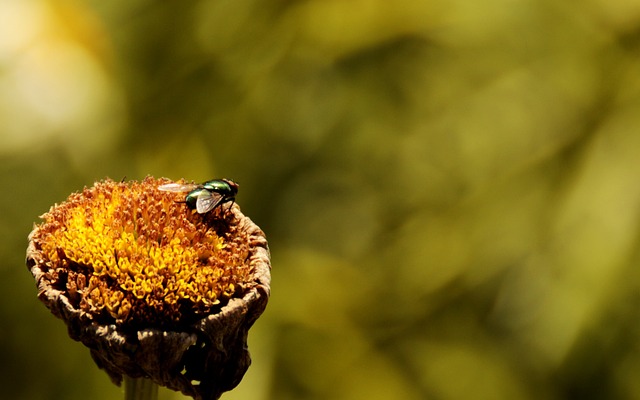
[158,179,239,214]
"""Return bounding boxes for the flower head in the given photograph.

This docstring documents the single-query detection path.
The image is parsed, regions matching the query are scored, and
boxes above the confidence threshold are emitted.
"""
[26,176,270,400]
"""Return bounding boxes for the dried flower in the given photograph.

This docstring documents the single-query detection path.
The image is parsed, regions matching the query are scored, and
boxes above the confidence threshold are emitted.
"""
[26,176,271,400]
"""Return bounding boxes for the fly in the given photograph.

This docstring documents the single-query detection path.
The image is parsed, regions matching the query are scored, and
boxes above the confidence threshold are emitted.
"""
[158,178,239,214]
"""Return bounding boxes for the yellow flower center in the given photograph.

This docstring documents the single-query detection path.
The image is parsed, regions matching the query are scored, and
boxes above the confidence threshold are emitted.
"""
[31,177,251,329]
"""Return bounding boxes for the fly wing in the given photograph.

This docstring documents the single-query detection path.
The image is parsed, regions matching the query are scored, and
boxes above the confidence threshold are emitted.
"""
[158,183,198,192]
[195,190,224,214]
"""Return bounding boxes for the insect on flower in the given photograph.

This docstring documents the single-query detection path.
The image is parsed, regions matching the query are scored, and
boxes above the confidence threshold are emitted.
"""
[158,178,239,214]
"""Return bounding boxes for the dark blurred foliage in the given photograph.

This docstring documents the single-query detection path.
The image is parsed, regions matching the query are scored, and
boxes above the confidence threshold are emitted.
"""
[3,0,640,399]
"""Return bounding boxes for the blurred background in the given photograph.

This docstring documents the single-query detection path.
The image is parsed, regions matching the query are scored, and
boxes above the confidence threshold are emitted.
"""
[3,0,640,399]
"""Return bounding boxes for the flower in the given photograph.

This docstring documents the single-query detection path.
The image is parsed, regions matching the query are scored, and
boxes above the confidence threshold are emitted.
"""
[26,176,271,400]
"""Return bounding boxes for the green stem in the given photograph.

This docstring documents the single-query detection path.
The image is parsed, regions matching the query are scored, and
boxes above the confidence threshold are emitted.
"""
[124,376,158,400]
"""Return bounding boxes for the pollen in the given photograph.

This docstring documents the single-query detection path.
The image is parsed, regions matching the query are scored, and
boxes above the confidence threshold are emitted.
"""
[28,176,253,329]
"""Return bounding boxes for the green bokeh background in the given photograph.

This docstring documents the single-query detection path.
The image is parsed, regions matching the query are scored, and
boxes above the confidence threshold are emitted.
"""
[3,0,640,399]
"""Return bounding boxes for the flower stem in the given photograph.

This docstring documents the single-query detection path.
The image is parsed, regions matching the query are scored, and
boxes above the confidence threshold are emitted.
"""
[125,377,158,400]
